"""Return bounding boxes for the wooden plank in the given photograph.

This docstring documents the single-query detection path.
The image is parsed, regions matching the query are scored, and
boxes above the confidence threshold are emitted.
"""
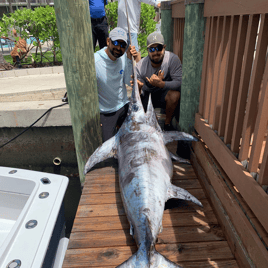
[68,225,224,249]
[212,16,230,130]
[71,210,219,232]
[173,18,185,62]
[199,16,211,115]
[208,16,223,125]
[192,141,268,267]
[63,241,234,267]
[218,15,239,137]
[203,17,217,120]
[231,14,260,153]
[62,260,239,268]
[83,178,202,194]
[247,60,268,174]
[75,199,212,218]
[204,0,268,17]
[80,188,207,205]
[172,0,185,18]
[259,139,268,185]
[195,113,268,233]
[224,15,248,145]
[239,14,268,161]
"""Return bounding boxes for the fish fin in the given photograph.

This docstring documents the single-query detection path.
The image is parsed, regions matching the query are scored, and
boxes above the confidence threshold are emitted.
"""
[163,131,198,144]
[150,249,184,268]
[167,184,203,207]
[169,151,191,164]
[130,223,134,236]
[84,135,118,174]
[145,94,162,132]
[116,248,183,268]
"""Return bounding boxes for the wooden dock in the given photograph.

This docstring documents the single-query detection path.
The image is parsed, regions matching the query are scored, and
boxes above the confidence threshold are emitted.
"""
[63,143,239,268]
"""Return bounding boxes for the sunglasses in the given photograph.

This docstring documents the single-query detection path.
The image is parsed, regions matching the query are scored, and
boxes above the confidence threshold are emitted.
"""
[148,44,164,53]
[111,40,127,49]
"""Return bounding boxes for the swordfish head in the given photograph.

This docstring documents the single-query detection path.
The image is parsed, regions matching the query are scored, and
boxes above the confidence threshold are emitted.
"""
[122,65,162,134]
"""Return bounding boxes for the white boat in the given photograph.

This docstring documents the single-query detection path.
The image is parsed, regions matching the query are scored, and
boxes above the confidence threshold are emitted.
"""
[0,166,69,268]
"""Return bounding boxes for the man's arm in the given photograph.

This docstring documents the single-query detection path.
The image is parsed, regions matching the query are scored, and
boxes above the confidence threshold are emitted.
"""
[162,55,182,91]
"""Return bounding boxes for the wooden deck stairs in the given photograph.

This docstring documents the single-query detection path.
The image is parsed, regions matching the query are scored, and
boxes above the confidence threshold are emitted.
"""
[62,142,239,268]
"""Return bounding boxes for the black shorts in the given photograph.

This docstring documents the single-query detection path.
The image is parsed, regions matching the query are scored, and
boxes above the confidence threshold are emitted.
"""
[100,103,129,142]
[141,89,169,112]
[91,16,108,50]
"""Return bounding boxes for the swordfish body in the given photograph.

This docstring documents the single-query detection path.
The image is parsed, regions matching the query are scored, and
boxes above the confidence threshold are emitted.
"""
[84,69,202,268]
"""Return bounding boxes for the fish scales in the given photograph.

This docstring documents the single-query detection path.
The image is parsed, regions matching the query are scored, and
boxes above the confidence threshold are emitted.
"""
[84,67,202,268]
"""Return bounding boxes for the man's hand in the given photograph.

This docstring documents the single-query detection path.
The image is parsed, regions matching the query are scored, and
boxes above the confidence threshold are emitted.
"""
[146,74,165,88]
[130,75,144,94]
[127,45,138,61]
[158,70,164,81]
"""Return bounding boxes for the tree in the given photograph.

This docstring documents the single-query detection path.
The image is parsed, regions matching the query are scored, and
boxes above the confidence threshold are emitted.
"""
[8,0,14,13]
[0,51,7,65]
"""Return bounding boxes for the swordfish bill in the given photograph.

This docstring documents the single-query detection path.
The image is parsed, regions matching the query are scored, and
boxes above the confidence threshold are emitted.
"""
[84,69,202,268]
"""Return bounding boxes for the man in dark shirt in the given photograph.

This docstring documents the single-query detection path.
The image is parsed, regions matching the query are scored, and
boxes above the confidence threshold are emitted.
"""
[89,0,109,50]
[135,32,182,131]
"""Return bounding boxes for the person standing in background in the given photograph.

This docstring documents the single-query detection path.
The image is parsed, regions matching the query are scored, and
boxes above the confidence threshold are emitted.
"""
[89,0,109,50]
[117,0,161,62]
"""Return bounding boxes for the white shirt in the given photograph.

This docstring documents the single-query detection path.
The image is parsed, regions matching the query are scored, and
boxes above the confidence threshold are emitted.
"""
[117,0,160,33]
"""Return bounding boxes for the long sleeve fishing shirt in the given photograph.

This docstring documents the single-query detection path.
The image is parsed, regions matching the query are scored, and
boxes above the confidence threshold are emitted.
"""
[94,47,133,113]
[117,0,160,33]
[136,51,182,93]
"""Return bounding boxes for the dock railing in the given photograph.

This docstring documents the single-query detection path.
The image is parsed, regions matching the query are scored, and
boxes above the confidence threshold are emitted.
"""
[195,0,268,233]
[172,0,268,259]
[171,0,185,62]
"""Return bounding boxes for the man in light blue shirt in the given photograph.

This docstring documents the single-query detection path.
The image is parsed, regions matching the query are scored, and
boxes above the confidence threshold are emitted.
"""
[95,27,138,141]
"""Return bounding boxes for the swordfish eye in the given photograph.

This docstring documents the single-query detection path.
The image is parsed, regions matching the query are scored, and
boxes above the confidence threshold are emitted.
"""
[132,104,139,112]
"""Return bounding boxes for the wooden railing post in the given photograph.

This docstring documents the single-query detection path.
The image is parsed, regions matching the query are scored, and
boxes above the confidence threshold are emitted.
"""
[54,0,102,183]
[161,1,173,52]
[179,0,206,133]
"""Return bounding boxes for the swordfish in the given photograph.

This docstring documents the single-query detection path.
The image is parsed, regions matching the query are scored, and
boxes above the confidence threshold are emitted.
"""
[84,70,202,268]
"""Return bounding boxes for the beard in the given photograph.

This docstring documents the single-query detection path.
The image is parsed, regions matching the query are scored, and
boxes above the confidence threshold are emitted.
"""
[149,52,164,64]
[109,47,123,58]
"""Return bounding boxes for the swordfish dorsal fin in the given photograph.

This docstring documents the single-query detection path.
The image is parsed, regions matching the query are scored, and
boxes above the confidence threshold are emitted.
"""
[163,131,198,144]
[145,93,162,132]
[84,135,118,175]
[167,184,203,207]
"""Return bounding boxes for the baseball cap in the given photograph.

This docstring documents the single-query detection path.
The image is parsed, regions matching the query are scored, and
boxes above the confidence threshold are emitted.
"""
[147,32,165,47]
[109,27,128,44]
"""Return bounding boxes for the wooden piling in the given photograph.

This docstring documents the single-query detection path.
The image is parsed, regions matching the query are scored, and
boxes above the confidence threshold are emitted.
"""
[54,0,102,183]
[179,1,206,133]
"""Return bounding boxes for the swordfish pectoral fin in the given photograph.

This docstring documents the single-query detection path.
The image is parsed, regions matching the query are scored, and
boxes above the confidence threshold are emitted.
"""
[169,151,191,164]
[163,131,198,144]
[84,135,118,175]
[167,184,203,207]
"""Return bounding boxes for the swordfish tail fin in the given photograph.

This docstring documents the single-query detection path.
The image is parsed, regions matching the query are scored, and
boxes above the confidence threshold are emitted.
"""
[116,247,183,268]
[116,217,183,268]
[84,135,118,175]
